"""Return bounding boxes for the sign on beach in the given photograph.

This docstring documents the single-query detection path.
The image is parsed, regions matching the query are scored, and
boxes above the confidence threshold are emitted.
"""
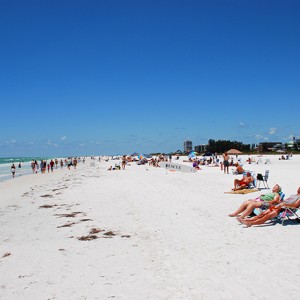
[159,162,197,173]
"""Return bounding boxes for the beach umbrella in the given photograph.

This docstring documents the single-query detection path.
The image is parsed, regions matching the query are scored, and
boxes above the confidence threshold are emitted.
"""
[188,151,196,158]
[139,153,151,159]
[227,149,242,154]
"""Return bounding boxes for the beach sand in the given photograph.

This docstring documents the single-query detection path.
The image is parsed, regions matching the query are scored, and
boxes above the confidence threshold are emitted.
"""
[0,155,300,299]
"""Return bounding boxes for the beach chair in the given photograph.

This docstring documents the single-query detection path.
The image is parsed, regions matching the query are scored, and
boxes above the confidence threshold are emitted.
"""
[277,205,300,225]
[242,170,256,189]
[265,158,271,164]
[252,192,285,217]
[257,170,269,190]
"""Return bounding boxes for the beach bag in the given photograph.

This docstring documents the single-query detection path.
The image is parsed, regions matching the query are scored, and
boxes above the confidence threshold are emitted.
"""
[257,173,263,180]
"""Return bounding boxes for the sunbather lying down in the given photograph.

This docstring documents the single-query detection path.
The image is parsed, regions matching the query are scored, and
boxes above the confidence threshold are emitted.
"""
[229,184,282,220]
[232,172,253,191]
[239,187,300,227]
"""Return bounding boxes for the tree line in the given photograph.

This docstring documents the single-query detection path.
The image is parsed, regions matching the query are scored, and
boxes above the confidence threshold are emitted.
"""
[206,139,253,154]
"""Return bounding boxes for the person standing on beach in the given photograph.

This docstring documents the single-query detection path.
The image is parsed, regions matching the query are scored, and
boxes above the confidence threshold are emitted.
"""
[11,163,16,178]
[121,155,126,170]
[31,160,35,173]
[34,160,39,173]
[222,152,230,174]
[73,158,78,169]
[50,159,55,172]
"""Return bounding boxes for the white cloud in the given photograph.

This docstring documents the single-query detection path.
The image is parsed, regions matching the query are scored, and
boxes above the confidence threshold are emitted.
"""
[5,139,17,144]
[269,128,277,135]
[79,143,85,147]
[60,136,67,141]
[239,122,245,127]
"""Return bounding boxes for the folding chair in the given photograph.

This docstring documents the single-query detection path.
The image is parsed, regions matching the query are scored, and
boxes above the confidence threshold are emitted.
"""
[265,159,271,164]
[257,170,269,189]
[278,206,300,225]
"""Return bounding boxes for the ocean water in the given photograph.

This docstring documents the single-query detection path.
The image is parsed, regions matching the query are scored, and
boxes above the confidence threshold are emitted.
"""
[0,157,55,182]
[0,157,51,165]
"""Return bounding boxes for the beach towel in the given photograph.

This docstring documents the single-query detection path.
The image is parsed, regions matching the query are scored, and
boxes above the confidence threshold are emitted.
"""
[224,189,259,195]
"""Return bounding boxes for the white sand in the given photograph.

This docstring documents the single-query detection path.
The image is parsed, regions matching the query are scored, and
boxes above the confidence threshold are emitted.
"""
[0,155,300,299]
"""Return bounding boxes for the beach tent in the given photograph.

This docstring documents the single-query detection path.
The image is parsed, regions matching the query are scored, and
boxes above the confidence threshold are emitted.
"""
[227,149,242,154]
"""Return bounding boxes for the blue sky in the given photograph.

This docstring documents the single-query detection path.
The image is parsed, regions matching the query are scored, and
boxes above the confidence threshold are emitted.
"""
[0,0,299,157]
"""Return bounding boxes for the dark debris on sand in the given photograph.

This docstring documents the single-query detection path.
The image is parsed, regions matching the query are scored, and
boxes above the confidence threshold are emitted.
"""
[2,252,11,258]
[90,228,104,234]
[55,212,83,218]
[57,222,77,228]
[78,234,98,241]
[39,204,57,209]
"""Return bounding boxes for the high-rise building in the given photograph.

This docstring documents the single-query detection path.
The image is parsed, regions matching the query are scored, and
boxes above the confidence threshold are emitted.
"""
[184,140,192,153]
[194,144,208,153]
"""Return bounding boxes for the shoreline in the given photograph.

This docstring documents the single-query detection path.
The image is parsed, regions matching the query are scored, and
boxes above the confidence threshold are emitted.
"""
[0,155,300,299]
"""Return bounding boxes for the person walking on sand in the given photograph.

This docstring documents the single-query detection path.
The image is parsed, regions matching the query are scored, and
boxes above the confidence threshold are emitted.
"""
[223,152,230,174]
[121,155,126,170]
[50,159,55,172]
[10,163,16,178]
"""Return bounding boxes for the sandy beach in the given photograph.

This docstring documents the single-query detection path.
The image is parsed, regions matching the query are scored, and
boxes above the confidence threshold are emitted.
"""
[0,155,300,299]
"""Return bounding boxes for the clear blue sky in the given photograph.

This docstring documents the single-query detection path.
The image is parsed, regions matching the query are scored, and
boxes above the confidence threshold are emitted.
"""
[1,0,299,157]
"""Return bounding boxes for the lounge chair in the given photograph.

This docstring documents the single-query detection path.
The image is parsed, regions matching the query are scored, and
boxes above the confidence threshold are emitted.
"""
[252,192,285,217]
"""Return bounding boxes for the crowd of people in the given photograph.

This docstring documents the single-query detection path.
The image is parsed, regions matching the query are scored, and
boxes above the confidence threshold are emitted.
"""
[10,157,81,178]
[9,153,300,228]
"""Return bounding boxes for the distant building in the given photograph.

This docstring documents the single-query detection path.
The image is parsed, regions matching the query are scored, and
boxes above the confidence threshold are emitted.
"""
[287,137,300,150]
[184,140,192,153]
[194,144,208,153]
[258,142,283,152]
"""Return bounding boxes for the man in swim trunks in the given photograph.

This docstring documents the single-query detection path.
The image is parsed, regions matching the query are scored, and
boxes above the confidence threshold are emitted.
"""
[232,172,254,190]
[223,152,230,174]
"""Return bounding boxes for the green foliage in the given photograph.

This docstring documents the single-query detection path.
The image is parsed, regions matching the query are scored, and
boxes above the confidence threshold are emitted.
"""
[206,139,250,153]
